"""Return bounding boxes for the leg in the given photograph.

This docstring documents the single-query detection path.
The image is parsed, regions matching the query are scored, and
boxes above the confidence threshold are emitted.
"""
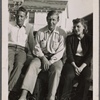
[9,49,26,91]
[19,57,41,100]
[76,67,91,100]
[22,55,35,75]
[11,55,34,92]
[60,62,76,100]
[47,60,63,100]
[8,47,15,78]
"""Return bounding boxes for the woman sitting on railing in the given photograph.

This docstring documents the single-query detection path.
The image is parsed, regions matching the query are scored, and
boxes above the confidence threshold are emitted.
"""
[59,18,92,100]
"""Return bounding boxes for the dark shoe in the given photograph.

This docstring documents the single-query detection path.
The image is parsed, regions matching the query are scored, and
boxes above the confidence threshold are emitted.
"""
[71,96,82,100]
[9,91,20,100]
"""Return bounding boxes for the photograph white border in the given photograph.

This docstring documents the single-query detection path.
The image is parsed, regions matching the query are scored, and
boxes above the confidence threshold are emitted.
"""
[2,0,99,100]
[93,0,99,100]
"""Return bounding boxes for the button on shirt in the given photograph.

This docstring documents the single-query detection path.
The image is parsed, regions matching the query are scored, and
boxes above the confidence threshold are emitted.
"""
[8,23,28,47]
[33,26,66,64]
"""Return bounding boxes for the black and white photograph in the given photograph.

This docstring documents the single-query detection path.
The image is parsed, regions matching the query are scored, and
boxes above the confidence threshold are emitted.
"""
[2,0,99,100]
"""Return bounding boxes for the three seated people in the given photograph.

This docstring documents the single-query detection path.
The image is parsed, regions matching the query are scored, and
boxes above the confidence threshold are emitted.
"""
[8,7,92,100]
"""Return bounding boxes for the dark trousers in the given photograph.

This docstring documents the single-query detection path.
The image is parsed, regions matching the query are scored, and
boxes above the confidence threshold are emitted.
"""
[59,56,91,100]
[8,45,26,91]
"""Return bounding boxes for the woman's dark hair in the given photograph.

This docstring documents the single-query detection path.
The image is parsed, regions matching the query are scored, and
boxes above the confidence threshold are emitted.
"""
[47,10,59,21]
[16,6,27,16]
[72,18,88,34]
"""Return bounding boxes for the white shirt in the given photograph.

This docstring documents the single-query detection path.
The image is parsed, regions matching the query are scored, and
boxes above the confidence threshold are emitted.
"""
[8,23,28,47]
[33,26,66,64]
[76,38,83,56]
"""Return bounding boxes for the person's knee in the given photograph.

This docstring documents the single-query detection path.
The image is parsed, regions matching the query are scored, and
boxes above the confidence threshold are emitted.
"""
[50,64,62,75]
[31,57,41,67]
[52,67,61,74]
[63,72,75,81]
[28,57,41,71]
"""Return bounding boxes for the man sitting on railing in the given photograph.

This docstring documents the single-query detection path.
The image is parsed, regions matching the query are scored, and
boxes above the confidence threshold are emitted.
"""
[18,10,66,100]
[8,6,34,96]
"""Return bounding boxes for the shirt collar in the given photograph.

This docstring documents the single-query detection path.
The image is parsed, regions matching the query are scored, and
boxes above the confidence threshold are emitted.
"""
[13,20,26,28]
[46,25,59,34]
[77,34,84,40]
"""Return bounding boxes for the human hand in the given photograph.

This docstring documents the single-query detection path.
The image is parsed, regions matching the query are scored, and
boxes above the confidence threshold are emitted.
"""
[74,67,80,76]
[78,63,87,73]
[71,62,80,76]
[41,56,51,71]
[78,67,84,73]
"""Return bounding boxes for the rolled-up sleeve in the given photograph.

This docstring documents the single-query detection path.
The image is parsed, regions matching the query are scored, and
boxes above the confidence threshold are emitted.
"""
[33,31,44,57]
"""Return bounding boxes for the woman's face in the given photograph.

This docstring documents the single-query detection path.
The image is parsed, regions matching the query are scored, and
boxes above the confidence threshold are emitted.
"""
[73,22,84,36]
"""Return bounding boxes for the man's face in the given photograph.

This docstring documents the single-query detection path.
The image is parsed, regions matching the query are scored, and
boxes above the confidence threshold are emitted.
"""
[47,14,58,31]
[16,11,26,27]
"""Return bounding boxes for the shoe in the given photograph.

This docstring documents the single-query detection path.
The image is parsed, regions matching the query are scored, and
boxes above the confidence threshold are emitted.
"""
[9,91,19,100]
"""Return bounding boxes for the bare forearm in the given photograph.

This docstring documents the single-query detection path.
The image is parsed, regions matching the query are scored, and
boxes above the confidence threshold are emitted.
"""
[71,62,78,68]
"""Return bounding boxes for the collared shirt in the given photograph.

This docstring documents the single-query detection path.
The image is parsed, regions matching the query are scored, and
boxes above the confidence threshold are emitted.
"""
[8,22,28,47]
[33,25,66,64]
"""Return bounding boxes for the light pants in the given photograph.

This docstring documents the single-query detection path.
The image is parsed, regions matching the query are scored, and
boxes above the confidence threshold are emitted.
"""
[8,46,26,91]
[21,57,63,100]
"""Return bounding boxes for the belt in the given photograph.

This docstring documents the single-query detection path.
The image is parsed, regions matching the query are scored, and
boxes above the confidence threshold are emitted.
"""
[8,44,28,52]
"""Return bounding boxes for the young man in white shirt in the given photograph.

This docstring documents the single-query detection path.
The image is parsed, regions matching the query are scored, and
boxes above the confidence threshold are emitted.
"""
[8,7,34,94]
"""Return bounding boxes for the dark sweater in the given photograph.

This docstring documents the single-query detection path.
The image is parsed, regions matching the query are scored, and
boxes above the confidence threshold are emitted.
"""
[66,34,92,65]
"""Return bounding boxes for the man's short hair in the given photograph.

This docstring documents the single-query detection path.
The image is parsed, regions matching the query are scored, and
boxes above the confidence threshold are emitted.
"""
[16,6,27,16]
[47,10,59,21]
